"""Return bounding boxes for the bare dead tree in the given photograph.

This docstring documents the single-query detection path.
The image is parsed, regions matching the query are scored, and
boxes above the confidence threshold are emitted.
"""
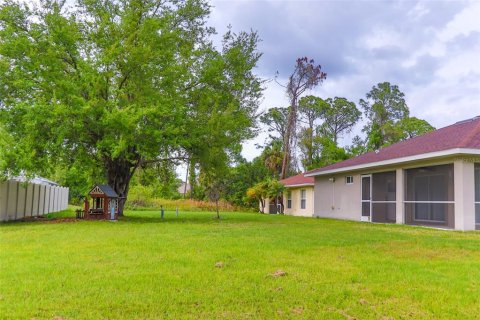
[279,57,326,179]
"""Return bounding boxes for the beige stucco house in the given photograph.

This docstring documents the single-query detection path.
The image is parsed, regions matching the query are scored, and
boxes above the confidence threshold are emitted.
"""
[282,174,315,217]
[263,173,315,216]
[305,116,480,231]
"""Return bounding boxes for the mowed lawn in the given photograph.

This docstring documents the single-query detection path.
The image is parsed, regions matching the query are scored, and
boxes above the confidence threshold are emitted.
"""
[1,210,480,319]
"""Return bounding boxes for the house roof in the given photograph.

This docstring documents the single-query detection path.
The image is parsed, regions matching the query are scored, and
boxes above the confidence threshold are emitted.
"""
[306,116,480,176]
[89,184,119,198]
[280,173,314,187]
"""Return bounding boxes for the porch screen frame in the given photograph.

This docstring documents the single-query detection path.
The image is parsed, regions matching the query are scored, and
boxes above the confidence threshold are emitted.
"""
[361,175,372,220]
[475,163,480,228]
[371,171,396,223]
[404,164,455,228]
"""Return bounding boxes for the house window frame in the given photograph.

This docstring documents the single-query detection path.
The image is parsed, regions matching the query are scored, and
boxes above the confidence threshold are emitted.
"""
[300,189,307,209]
[287,191,292,209]
[346,176,354,185]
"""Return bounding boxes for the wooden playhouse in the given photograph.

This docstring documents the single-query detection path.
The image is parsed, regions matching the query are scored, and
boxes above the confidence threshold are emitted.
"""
[84,185,119,220]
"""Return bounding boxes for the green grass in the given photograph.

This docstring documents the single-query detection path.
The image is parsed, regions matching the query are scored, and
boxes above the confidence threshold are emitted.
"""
[1,210,480,319]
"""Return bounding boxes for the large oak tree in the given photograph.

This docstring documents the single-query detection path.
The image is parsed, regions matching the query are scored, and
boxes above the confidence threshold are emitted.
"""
[0,0,263,214]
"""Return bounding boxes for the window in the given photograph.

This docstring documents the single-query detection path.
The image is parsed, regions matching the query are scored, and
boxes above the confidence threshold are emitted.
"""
[300,189,307,209]
[405,164,454,228]
[475,164,480,227]
[287,191,292,209]
[95,197,104,209]
[346,176,353,184]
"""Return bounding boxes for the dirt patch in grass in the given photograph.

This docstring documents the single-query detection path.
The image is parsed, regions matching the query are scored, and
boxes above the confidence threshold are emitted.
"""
[269,269,288,277]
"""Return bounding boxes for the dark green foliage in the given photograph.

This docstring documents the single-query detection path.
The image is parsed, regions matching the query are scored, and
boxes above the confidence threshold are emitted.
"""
[130,163,180,199]
[224,157,270,208]
[298,95,327,130]
[312,136,348,168]
[259,107,290,143]
[346,135,367,157]
[360,82,435,151]
[297,96,358,171]
[0,0,263,212]
[320,97,361,144]
[394,117,436,141]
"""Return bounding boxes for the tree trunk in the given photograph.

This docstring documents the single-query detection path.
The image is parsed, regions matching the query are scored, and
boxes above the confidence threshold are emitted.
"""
[188,159,196,199]
[183,162,189,199]
[281,101,297,179]
[106,157,139,216]
[278,194,284,214]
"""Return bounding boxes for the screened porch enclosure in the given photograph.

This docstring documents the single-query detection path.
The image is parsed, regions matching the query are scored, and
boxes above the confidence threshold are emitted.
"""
[361,171,396,223]
[405,164,455,229]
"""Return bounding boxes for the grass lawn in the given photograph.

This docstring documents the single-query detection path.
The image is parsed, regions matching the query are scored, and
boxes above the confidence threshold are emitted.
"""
[1,210,480,319]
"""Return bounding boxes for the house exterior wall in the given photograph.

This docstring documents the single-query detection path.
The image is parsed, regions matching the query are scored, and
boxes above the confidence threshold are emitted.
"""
[283,186,314,217]
[314,174,362,221]
[312,156,480,231]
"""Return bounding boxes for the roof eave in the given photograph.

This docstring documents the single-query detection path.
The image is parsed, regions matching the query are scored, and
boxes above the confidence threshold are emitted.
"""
[283,183,315,188]
[305,148,480,177]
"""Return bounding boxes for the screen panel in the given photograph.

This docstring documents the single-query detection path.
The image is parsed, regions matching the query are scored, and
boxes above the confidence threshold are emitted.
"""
[476,204,480,227]
[362,202,370,217]
[361,176,370,201]
[405,164,454,229]
[372,171,396,201]
[405,203,454,229]
[406,164,454,202]
[372,203,396,223]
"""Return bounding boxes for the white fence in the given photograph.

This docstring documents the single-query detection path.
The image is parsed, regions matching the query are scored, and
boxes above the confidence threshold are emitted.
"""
[0,180,69,222]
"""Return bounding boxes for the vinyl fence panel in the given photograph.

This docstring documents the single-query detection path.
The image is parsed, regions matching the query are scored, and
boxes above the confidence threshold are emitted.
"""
[0,180,69,222]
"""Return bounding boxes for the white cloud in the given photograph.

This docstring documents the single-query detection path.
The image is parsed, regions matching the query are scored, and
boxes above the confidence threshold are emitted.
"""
[207,0,480,162]
[438,1,480,42]
[408,2,430,20]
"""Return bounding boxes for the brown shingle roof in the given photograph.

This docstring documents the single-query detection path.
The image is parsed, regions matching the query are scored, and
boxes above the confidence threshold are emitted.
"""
[306,116,480,176]
[280,173,314,186]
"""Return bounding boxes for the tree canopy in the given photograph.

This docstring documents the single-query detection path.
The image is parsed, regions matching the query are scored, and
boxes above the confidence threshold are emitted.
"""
[0,0,263,213]
[360,82,434,151]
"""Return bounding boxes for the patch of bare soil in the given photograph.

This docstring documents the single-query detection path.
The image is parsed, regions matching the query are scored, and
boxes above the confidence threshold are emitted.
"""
[269,269,287,277]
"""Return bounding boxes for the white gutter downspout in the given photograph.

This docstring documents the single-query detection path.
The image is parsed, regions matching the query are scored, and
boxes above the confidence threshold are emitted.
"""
[329,177,335,210]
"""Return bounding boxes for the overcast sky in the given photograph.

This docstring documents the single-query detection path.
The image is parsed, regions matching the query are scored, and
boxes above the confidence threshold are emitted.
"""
[208,0,480,161]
